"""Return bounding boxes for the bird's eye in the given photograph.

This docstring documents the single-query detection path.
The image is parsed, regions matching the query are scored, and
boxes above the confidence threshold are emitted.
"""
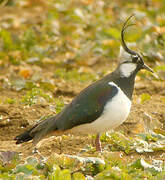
[132,55,139,63]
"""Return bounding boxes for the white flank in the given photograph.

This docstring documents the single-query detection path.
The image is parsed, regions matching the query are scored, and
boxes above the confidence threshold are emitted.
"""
[119,63,137,77]
[69,82,131,134]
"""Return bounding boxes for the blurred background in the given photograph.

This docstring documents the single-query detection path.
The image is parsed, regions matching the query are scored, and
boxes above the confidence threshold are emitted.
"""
[0,0,165,92]
[0,1,165,179]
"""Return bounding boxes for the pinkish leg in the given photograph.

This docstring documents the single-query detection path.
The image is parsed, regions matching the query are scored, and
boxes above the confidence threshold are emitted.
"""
[95,133,102,152]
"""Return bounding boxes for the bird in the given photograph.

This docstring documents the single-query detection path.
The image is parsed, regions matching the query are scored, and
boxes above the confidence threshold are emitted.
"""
[14,15,153,152]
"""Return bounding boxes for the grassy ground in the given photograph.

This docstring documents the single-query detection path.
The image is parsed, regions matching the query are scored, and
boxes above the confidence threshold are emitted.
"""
[0,0,165,179]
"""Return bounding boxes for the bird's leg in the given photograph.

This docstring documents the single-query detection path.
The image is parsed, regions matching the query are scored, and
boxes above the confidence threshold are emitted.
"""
[95,133,102,152]
[59,136,63,154]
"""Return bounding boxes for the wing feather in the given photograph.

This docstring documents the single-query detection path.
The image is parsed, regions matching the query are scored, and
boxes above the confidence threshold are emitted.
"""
[55,80,118,130]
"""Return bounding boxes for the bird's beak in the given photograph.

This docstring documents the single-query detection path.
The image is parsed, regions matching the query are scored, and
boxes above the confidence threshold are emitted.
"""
[142,64,154,73]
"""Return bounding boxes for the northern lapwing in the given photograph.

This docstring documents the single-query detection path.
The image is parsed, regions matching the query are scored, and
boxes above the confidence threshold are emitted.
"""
[14,15,153,151]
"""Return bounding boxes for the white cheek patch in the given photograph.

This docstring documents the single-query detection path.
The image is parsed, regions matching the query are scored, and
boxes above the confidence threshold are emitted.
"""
[120,63,137,77]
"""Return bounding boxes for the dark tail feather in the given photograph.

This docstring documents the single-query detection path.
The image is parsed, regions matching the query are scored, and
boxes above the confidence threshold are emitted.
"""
[14,125,37,144]
[14,116,58,145]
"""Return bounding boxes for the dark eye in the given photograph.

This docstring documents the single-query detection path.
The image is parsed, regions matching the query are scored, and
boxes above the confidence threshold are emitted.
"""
[132,55,139,63]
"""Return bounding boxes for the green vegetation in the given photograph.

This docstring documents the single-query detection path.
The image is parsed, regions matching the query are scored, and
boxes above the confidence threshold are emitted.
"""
[0,131,165,179]
[140,93,151,104]
[54,69,96,83]
[0,0,165,179]
[21,88,53,106]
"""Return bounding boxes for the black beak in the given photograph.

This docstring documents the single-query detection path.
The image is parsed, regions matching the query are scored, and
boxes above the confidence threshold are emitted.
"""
[142,64,154,73]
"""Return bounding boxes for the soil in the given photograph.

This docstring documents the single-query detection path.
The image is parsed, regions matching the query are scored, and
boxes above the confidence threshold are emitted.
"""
[0,62,165,162]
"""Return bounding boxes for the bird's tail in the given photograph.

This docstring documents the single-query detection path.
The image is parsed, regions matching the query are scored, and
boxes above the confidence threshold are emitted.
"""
[14,116,58,145]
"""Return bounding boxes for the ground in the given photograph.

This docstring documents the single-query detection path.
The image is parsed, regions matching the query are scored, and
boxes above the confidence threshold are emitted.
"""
[0,61,165,162]
[0,1,165,178]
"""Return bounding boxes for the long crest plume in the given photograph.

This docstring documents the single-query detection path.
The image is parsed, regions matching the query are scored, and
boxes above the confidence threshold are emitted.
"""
[121,15,137,56]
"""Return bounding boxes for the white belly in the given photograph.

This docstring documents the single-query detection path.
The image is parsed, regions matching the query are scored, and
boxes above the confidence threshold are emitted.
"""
[69,82,131,134]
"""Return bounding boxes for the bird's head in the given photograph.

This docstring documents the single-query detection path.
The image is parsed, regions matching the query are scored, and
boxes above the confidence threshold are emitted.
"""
[118,15,153,77]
